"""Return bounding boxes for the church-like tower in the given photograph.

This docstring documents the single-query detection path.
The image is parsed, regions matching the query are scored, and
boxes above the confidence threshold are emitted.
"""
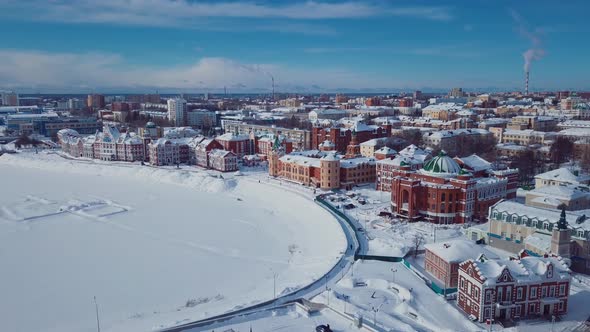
[551,205,571,258]
[268,136,284,177]
[345,130,361,159]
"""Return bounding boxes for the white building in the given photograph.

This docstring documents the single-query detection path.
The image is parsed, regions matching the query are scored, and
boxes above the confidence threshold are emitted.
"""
[167,98,187,127]
[187,109,216,128]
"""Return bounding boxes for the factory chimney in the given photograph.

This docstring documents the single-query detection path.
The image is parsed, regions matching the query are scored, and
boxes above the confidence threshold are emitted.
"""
[525,71,529,95]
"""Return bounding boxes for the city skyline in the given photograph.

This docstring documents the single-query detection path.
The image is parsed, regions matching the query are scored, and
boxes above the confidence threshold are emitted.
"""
[0,0,589,93]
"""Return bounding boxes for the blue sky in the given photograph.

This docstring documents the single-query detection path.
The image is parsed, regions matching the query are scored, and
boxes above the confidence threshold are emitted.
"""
[0,0,588,93]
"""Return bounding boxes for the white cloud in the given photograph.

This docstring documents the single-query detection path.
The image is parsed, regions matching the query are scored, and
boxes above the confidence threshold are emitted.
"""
[0,49,395,92]
[1,0,453,29]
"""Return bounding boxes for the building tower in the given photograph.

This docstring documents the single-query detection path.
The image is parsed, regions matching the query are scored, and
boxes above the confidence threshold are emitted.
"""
[551,205,571,258]
[320,153,340,190]
[167,98,187,127]
[345,130,361,159]
[268,136,284,177]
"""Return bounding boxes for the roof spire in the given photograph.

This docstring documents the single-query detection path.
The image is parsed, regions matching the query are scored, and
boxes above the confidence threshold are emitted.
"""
[557,204,568,230]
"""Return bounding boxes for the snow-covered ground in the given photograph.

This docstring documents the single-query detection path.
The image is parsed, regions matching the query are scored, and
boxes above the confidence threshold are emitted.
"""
[324,187,465,257]
[314,260,479,332]
[0,152,346,332]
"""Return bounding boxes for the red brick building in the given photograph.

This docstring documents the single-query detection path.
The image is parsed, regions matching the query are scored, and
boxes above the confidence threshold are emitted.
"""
[458,255,571,322]
[216,132,253,157]
[424,240,497,289]
[256,135,293,156]
[195,138,223,168]
[312,122,392,152]
[390,152,518,224]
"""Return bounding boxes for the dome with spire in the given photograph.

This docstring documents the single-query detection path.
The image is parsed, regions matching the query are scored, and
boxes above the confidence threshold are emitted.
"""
[419,151,461,178]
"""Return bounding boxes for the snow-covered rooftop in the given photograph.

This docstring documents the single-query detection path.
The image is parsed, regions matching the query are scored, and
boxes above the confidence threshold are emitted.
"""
[535,167,590,185]
[425,239,498,263]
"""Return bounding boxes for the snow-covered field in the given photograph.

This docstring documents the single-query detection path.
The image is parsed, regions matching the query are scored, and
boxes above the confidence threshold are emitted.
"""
[0,152,346,332]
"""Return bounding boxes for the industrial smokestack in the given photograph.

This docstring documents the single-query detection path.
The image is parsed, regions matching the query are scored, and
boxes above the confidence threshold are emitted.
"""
[525,71,529,95]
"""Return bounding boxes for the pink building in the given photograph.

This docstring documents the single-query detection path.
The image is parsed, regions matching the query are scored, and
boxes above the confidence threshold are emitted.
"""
[208,149,238,172]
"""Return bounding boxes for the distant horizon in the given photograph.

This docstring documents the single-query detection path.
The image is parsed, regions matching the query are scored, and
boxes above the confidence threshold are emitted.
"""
[11,87,589,97]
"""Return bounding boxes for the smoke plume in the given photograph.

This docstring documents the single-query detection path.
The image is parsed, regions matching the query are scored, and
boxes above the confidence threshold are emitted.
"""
[510,9,545,72]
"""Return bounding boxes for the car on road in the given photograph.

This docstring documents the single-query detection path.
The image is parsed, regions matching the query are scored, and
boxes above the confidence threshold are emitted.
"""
[316,324,333,332]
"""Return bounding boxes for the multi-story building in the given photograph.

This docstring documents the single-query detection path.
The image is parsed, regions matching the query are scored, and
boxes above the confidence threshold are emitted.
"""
[389,152,518,224]
[488,201,590,274]
[187,109,217,129]
[87,94,105,109]
[359,138,388,157]
[148,138,180,166]
[137,122,163,139]
[376,144,431,192]
[525,185,590,210]
[424,239,497,289]
[195,138,223,168]
[126,94,161,104]
[308,108,348,122]
[421,129,493,156]
[58,126,146,162]
[421,103,464,121]
[268,141,376,191]
[534,168,590,188]
[256,135,293,156]
[167,98,187,127]
[208,149,238,172]
[507,116,558,132]
[312,121,392,153]
[458,254,570,322]
[222,122,311,151]
[1,91,19,106]
[216,132,252,157]
[501,129,556,146]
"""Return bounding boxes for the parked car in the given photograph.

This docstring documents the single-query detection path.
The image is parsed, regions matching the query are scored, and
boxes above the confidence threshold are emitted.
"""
[316,324,333,332]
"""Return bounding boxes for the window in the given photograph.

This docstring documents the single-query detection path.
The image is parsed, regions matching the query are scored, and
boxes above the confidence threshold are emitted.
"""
[485,291,491,302]
[512,215,518,223]
[543,223,549,230]
[460,278,465,289]
[484,308,490,319]
[531,286,537,298]
[558,301,564,311]
[516,305,521,317]
[559,284,566,296]
[517,287,523,300]
[541,286,547,298]
[549,286,555,297]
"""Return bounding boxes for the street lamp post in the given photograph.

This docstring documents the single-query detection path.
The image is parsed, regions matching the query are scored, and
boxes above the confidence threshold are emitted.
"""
[371,301,386,328]
[93,296,101,332]
[391,268,397,284]
[273,272,278,299]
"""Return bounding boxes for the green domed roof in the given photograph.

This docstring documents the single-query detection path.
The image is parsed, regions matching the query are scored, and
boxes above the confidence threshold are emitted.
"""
[421,151,461,176]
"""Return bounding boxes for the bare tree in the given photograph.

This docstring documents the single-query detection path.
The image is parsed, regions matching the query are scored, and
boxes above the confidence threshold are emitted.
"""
[412,233,425,258]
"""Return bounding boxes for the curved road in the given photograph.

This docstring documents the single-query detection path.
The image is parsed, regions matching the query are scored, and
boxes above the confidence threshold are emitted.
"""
[158,176,364,332]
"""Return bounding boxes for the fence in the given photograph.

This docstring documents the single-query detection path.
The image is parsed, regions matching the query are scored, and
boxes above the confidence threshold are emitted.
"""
[315,196,405,263]
[402,258,457,295]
